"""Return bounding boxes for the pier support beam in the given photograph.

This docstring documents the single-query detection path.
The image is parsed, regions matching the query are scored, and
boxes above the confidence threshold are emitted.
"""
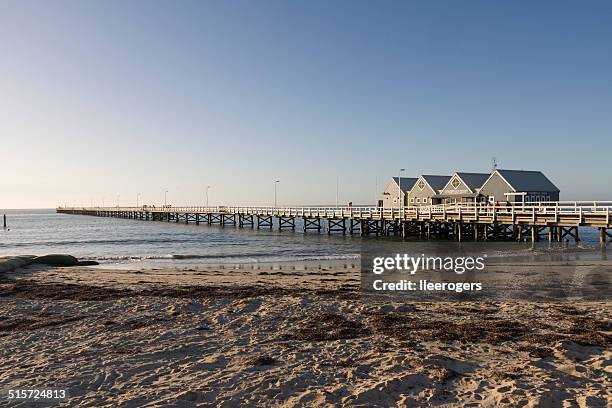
[559,226,580,243]
[349,219,360,235]
[401,221,420,238]
[516,225,525,242]
[485,223,514,241]
[548,225,557,242]
[278,217,295,231]
[303,217,322,232]
[327,218,346,235]
[257,215,273,230]
[600,228,611,245]
[221,214,236,226]
[531,226,539,242]
[239,214,254,228]
[382,220,399,236]
[185,213,198,224]
[360,220,381,236]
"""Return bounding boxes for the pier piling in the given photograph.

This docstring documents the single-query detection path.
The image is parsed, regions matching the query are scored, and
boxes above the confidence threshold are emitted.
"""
[56,202,612,244]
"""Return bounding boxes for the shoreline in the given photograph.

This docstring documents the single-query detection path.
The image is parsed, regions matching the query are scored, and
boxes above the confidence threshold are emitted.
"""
[1,263,610,406]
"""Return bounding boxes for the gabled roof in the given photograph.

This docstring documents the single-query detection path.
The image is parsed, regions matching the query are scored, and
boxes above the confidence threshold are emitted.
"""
[421,175,451,191]
[455,172,490,190]
[392,177,418,193]
[442,172,490,194]
[496,170,559,192]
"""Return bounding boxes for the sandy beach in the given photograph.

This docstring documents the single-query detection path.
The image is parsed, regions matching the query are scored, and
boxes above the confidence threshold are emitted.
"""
[0,262,610,407]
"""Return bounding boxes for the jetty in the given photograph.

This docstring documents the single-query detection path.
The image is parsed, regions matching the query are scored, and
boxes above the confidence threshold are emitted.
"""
[57,201,612,244]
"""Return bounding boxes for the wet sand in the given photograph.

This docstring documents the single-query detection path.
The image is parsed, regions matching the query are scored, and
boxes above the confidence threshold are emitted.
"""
[0,264,610,407]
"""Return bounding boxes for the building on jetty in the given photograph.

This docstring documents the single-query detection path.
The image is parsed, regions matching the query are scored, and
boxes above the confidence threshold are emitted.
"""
[382,169,560,208]
[408,175,451,206]
[479,169,560,204]
[438,172,490,205]
[380,177,418,208]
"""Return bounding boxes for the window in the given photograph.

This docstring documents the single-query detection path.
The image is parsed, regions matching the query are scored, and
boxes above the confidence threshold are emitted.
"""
[418,181,425,190]
[393,198,397,203]
[410,198,414,203]
[488,196,495,203]
[423,198,428,203]
[545,195,550,202]
[451,178,460,189]
[416,198,421,204]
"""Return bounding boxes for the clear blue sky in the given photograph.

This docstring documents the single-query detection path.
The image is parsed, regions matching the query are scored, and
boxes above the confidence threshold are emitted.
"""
[1,0,611,208]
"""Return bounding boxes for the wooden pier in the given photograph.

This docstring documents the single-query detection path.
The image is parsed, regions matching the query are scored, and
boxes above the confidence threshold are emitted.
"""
[57,201,612,245]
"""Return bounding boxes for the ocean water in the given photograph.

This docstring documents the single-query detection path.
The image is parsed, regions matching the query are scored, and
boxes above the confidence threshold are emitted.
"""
[0,209,607,268]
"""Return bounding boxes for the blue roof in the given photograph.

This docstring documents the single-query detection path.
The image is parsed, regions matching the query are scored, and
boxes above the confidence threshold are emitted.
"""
[422,175,451,190]
[392,177,418,192]
[497,169,559,192]
[455,172,490,190]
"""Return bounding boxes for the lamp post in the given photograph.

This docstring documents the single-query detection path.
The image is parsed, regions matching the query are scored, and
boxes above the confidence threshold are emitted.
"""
[164,190,168,207]
[206,186,210,207]
[398,168,405,218]
[336,176,339,208]
[136,193,141,208]
[116,195,120,208]
[274,180,279,208]
[375,176,378,206]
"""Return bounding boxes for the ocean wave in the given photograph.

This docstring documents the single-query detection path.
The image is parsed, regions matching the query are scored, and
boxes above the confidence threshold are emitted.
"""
[2,237,248,247]
[92,253,360,264]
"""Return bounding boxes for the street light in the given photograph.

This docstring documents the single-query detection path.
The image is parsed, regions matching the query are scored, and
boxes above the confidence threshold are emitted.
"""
[336,176,339,208]
[398,169,405,217]
[206,186,211,207]
[375,176,378,206]
[164,190,168,207]
[274,180,280,207]
[137,193,141,208]
[116,195,120,208]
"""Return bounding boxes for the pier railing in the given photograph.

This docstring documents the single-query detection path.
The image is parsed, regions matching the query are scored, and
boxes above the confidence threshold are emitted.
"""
[57,201,612,220]
[56,201,612,242]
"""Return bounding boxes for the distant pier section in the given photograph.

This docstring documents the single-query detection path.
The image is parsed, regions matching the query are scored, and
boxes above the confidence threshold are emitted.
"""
[57,202,612,245]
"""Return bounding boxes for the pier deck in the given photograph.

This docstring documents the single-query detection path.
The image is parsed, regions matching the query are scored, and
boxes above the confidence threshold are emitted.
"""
[57,201,612,244]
